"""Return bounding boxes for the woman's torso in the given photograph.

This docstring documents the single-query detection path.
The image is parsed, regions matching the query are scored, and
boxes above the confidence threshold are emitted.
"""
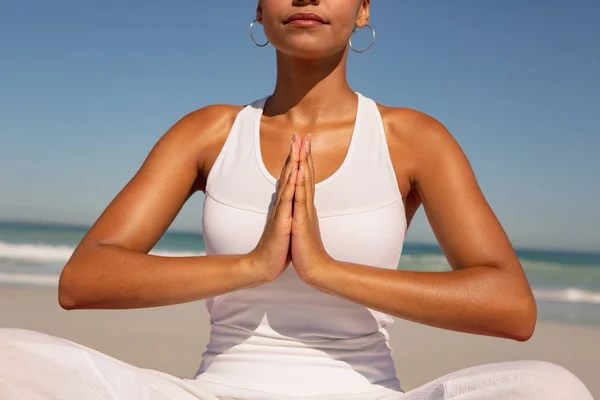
[194,93,408,397]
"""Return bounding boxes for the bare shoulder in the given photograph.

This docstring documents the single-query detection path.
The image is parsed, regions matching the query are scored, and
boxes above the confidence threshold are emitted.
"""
[155,104,244,186]
[181,104,243,134]
[376,104,468,184]
[163,104,243,159]
[377,104,461,154]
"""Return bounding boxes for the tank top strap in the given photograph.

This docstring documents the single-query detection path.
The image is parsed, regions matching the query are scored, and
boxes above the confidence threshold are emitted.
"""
[352,93,392,165]
[311,93,402,217]
[205,97,274,214]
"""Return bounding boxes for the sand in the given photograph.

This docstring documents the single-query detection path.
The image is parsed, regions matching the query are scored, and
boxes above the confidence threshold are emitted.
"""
[0,286,598,397]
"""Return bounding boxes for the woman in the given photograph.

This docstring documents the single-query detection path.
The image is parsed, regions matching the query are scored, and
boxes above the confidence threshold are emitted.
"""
[0,1,593,399]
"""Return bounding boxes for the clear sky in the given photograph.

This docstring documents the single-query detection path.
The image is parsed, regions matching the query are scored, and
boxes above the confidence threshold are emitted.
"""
[0,1,598,252]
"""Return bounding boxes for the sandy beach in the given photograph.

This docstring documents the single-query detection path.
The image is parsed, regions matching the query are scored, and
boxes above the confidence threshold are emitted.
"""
[1,286,598,397]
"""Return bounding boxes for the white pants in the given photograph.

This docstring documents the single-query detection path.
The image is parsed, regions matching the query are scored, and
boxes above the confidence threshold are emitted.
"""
[0,328,593,400]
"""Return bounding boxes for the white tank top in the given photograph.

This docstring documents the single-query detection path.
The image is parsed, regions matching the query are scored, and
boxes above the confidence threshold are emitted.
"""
[196,93,407,397]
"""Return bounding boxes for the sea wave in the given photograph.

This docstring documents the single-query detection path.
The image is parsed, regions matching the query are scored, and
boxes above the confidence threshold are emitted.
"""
[0,241,74,263]
[2,241,597,270]
[533,288,600,305]
[0,241,205,264]
[2,240,600,306]
[400,254,600,272]
[0,272,59,287]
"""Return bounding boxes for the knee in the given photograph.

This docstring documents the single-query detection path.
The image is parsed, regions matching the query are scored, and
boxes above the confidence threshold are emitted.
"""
[0,328,74,358]
[524,361,592,400]
[0,329,53,375]
[0,328,54,345]
[0,328,87,375]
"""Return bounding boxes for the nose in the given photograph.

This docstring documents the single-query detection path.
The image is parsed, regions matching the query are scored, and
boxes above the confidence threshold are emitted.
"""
[292,0,320,6]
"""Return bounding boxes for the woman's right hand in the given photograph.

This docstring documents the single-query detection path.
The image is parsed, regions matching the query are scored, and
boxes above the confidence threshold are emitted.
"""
[248,133,300,282]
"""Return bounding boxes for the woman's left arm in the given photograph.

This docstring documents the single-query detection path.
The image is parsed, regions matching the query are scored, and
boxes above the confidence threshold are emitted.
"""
[292,111,537,342]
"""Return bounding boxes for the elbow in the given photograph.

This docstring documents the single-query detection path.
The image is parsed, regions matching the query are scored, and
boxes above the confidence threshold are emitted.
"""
[58,292,77,310]
[58,273,77,310]
[58,245,104,310]
[58,263,86,310]
[503,294,537,342]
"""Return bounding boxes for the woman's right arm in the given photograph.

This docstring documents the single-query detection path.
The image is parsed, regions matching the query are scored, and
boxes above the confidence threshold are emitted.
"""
[59,105,263,310]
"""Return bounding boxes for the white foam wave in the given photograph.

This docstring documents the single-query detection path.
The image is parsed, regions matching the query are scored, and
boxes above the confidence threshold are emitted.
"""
[0,241,74,263]
[400,254,599,272]
[533,288,600,305]
[0,272,59,287]
[2,241,599,305]
[0,241,205,264]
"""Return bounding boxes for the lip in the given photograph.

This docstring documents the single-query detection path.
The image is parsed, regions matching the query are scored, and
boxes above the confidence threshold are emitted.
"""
[284,12,327,26]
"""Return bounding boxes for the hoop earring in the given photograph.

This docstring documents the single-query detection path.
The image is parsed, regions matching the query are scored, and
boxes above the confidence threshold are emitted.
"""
[349,24,375,53]
[249,20,269,47]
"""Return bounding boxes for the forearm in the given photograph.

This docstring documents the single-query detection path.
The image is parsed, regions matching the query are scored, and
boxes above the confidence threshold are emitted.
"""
[59,244,262,310]
[308,261,536,340]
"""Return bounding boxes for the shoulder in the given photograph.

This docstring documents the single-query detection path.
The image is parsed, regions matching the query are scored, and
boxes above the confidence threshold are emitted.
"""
[376,104,468,181]
[150,104,244,166]
[183,104,244,128]
[166,104,244,148]
[377,104,459,153]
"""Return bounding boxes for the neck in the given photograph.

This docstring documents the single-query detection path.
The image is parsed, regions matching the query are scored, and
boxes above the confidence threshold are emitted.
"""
[265,49,357,124]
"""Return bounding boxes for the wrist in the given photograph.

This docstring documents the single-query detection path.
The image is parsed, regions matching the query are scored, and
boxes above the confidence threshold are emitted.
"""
[301,255,338,288]
[241,252,272,285]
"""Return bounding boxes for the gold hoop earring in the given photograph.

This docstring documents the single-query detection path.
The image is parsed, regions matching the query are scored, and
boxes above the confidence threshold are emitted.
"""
[249,20,269,47]
[349,24,375,53]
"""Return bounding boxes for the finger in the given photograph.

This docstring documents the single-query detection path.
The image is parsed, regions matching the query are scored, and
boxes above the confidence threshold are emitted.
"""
[300,157,314,210]
[275,133,299,203]
[268,164,294,222]
[307,134,315,183]
[294,163,309,222]
[306,134,315,211]
[277,133,298,183]
[299,133,308,164]
[289,132,301,163]
[296,134,311,208]
[277,154,291,183]
[276,164,298,221]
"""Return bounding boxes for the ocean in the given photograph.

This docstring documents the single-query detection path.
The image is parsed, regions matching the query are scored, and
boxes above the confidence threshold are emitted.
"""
[1,221,599,326]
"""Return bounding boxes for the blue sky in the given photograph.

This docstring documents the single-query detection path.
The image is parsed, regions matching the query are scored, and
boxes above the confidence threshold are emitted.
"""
[0,1,598,252]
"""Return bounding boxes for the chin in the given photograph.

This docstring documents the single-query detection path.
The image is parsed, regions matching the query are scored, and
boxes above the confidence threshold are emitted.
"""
[276,39,345,60]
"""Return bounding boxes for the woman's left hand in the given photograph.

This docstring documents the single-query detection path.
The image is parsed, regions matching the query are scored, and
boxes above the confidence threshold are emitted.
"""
[291,134,334,283]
